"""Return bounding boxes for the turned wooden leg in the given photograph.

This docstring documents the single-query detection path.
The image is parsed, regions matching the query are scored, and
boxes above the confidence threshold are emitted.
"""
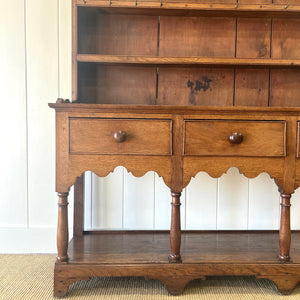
[57,192,69,263]
[169,191,182,263]
[279,193,291,262]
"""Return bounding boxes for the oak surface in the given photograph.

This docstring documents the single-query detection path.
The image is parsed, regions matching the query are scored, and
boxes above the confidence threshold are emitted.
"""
[69,118,172,155]
[184,120,285,157]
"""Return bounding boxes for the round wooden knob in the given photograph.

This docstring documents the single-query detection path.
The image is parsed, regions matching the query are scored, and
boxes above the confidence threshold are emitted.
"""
[229,132,243,144]
[114,131,127,143]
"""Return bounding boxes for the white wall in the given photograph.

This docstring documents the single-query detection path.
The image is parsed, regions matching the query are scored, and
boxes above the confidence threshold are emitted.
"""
[0,0,299,253]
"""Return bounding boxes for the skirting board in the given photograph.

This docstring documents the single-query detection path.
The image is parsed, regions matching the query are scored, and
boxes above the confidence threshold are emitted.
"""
[0,228,73,253]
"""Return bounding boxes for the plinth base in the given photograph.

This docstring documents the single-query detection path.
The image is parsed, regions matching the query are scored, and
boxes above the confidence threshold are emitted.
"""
[54,231,300,297]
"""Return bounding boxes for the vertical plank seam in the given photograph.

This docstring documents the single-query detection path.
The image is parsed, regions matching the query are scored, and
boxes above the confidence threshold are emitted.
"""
[233,69,236,107]
[233,18,238,106]
[268,69,271,107]
[155,16,160,105]
[24,0,29,229]
[157,16,160,57]
[270,19,273,59]
[268,19,273,107]
[235,18,238,58]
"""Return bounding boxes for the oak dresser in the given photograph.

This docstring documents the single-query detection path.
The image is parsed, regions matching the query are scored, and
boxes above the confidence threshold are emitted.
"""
[50,0,300,296]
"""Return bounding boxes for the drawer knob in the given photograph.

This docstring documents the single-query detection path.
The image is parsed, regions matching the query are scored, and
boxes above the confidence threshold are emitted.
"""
[229,132,243,144]
[114,131,127,143]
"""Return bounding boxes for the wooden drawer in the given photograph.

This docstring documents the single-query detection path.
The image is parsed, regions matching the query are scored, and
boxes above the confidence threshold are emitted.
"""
[69,118,172,155]
[184,120,286,157]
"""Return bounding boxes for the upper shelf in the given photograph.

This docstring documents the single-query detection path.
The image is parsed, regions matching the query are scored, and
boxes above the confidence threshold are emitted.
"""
[77,54,300,68]
[76,1,300,17]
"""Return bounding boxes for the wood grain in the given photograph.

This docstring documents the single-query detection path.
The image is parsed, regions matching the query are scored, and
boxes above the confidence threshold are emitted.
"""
[169,192,182,263]
[78,64,157,104]
[184,120,286,157]
[77,54,300,67]
[236,18,271,58]
[279,193,291,261]
[67,231,300,264]
[49,103,300,114]
[270,69,300,107]
[160,16,236,57]
[69,118,172,155]
[235,69,269,106]
[158,68,234,106]
[73,175,84,237]
[78,10,158,55]
[76,2,300,18]
[57,192,69,263]
[272,18,300,59]
[239,0,272,3]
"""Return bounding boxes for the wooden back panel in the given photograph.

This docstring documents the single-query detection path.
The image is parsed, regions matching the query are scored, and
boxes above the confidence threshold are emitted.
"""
[159,17,236,57]
[76,6,300,107]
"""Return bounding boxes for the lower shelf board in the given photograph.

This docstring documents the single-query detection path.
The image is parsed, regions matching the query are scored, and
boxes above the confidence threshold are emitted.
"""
[54,231,300,297]
[68,231,300,264]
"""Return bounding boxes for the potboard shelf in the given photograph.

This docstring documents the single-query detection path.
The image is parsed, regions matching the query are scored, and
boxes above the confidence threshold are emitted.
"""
[68,231,300,264]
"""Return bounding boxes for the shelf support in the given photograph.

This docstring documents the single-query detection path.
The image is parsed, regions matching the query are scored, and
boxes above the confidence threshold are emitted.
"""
[279,193,291,262]
[57,192,69,263]
[169,191,182,263]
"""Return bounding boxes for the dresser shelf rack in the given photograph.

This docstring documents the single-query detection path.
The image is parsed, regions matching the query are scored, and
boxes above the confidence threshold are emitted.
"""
[51,0,300,297]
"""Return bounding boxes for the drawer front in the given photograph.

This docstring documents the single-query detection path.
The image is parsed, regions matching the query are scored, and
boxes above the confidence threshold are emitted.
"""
[69,118,172,155]
[184,120,286,157]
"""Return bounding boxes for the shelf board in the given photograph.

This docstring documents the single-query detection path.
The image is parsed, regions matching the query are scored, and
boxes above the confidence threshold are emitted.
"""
[68,231,300,264]
[76,1,300,17]
[77,54,300,68]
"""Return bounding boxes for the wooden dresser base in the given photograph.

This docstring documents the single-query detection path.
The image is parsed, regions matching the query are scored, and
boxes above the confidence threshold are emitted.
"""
[54,232,300,297]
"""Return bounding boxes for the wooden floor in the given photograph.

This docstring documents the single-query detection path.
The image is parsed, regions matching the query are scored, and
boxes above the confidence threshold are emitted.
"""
[68,231,300,264]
